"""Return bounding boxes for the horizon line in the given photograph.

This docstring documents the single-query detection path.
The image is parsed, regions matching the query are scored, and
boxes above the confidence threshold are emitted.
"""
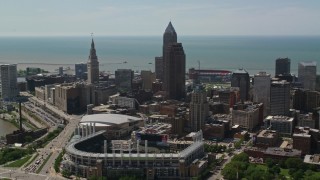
[0,34,320,38]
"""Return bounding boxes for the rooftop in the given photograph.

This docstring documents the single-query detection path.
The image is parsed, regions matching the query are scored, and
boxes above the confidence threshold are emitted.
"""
[299,61,317,67]
[80,114,142,127]
[233,68,248,74]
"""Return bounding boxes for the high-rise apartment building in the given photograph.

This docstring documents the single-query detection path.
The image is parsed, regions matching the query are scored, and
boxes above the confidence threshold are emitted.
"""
[87,39,99,84]
[115,69,134,92]
[75,63,88,80]
[270,80,290,116]
[275,58,291,76]
[253,72,271,117]
[0,64,18,100]
[231,69,250,101]
[190,85,208,132]
[162,22,186,100]
[298,61,317,90]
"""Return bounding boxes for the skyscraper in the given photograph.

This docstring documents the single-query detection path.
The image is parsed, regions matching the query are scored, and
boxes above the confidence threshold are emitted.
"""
[75,63,88,80]
[231,69,250,101]
[270,80,290,116]
[115,69,134,92]
[190,85,208,132]
[275,58,291,76]
[87,39,99,84]
[155,57,163,80]
[162,22,186,100]
[0,64,18,100]
[253,72,271,117]
[298,61,317,90]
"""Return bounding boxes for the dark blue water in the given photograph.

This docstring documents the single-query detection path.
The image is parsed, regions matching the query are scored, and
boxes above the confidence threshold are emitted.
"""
[0,36,319,75]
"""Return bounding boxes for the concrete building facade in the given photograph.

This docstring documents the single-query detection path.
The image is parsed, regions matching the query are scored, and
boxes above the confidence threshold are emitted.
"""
[87,39,99,84]
[231,68,250,101]
[115,69,134,92]
[0,64,18,100]
[190,85,208,132]
[54,83,94,113]
[270,80,290,116]
[298,61,317,90]
[253,72,271,117]
[264,116,293,135]
[75,63,87,80]
[155,56,163,81]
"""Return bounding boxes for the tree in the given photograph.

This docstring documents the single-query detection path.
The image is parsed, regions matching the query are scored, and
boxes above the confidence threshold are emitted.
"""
[232,152,249,163]
[265,158,275,168]
[292,169,304,180]
[62,170,71,178]
[269,165,280,175]
[285,158,303,169]
[24,136,33,143]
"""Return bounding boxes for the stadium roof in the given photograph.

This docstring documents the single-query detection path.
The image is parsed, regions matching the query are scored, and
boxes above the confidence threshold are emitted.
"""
[80,114,142,127]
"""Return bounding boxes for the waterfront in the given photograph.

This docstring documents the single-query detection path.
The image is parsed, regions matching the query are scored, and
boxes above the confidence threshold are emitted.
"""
[0,119,18,137]
[0,36,319,75]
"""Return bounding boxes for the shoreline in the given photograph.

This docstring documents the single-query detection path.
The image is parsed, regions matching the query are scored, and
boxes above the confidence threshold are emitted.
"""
[17,63,75,74]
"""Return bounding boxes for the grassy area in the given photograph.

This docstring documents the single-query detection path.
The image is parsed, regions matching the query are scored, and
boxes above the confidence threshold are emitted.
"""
[24,153,39,168]
[280,168,289,177]
[54,149,65,173]
[36,152,52,174]
[4,155,32,167]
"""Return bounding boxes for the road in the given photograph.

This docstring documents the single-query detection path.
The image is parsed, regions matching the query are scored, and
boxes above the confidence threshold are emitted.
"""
[0,92,82,180]
[207,139,252,180]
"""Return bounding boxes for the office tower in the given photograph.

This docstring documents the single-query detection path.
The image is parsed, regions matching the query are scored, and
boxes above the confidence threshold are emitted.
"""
[155,57,163,81]
[162,22,186,100]
[115,69,134,92]
[75,63,88,80]
[298,61,317,90]
[270,80,290,116]
[141,70,156,91]
[0,64,18,100]
[87,39,99,84]
[275,58,291,76]
[163,22,177,55]
[190,85,208,132]
[231,69,250,101]
[253,72,271,117]
[292,89,320,113]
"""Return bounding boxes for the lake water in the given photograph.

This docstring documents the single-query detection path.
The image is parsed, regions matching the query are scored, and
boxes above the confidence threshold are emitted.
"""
[0,119,18,137]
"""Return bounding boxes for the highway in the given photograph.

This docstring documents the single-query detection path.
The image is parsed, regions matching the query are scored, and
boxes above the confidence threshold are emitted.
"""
[0,92,82,180]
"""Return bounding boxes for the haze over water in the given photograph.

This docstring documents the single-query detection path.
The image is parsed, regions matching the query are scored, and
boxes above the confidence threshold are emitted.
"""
[0,36,319,75]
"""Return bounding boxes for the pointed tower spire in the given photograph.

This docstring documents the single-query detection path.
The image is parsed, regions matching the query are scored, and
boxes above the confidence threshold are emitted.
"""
[165,21,176,34]
[91,38,95,49]
[87,37,99,84]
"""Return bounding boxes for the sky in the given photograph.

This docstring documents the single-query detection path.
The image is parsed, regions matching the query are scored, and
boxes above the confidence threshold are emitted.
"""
[1,0,320,36]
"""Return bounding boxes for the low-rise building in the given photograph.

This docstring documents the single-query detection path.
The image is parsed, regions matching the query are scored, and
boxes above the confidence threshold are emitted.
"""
[255,130,279,148]
[232,102,262,131]
[264,116,294,135]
